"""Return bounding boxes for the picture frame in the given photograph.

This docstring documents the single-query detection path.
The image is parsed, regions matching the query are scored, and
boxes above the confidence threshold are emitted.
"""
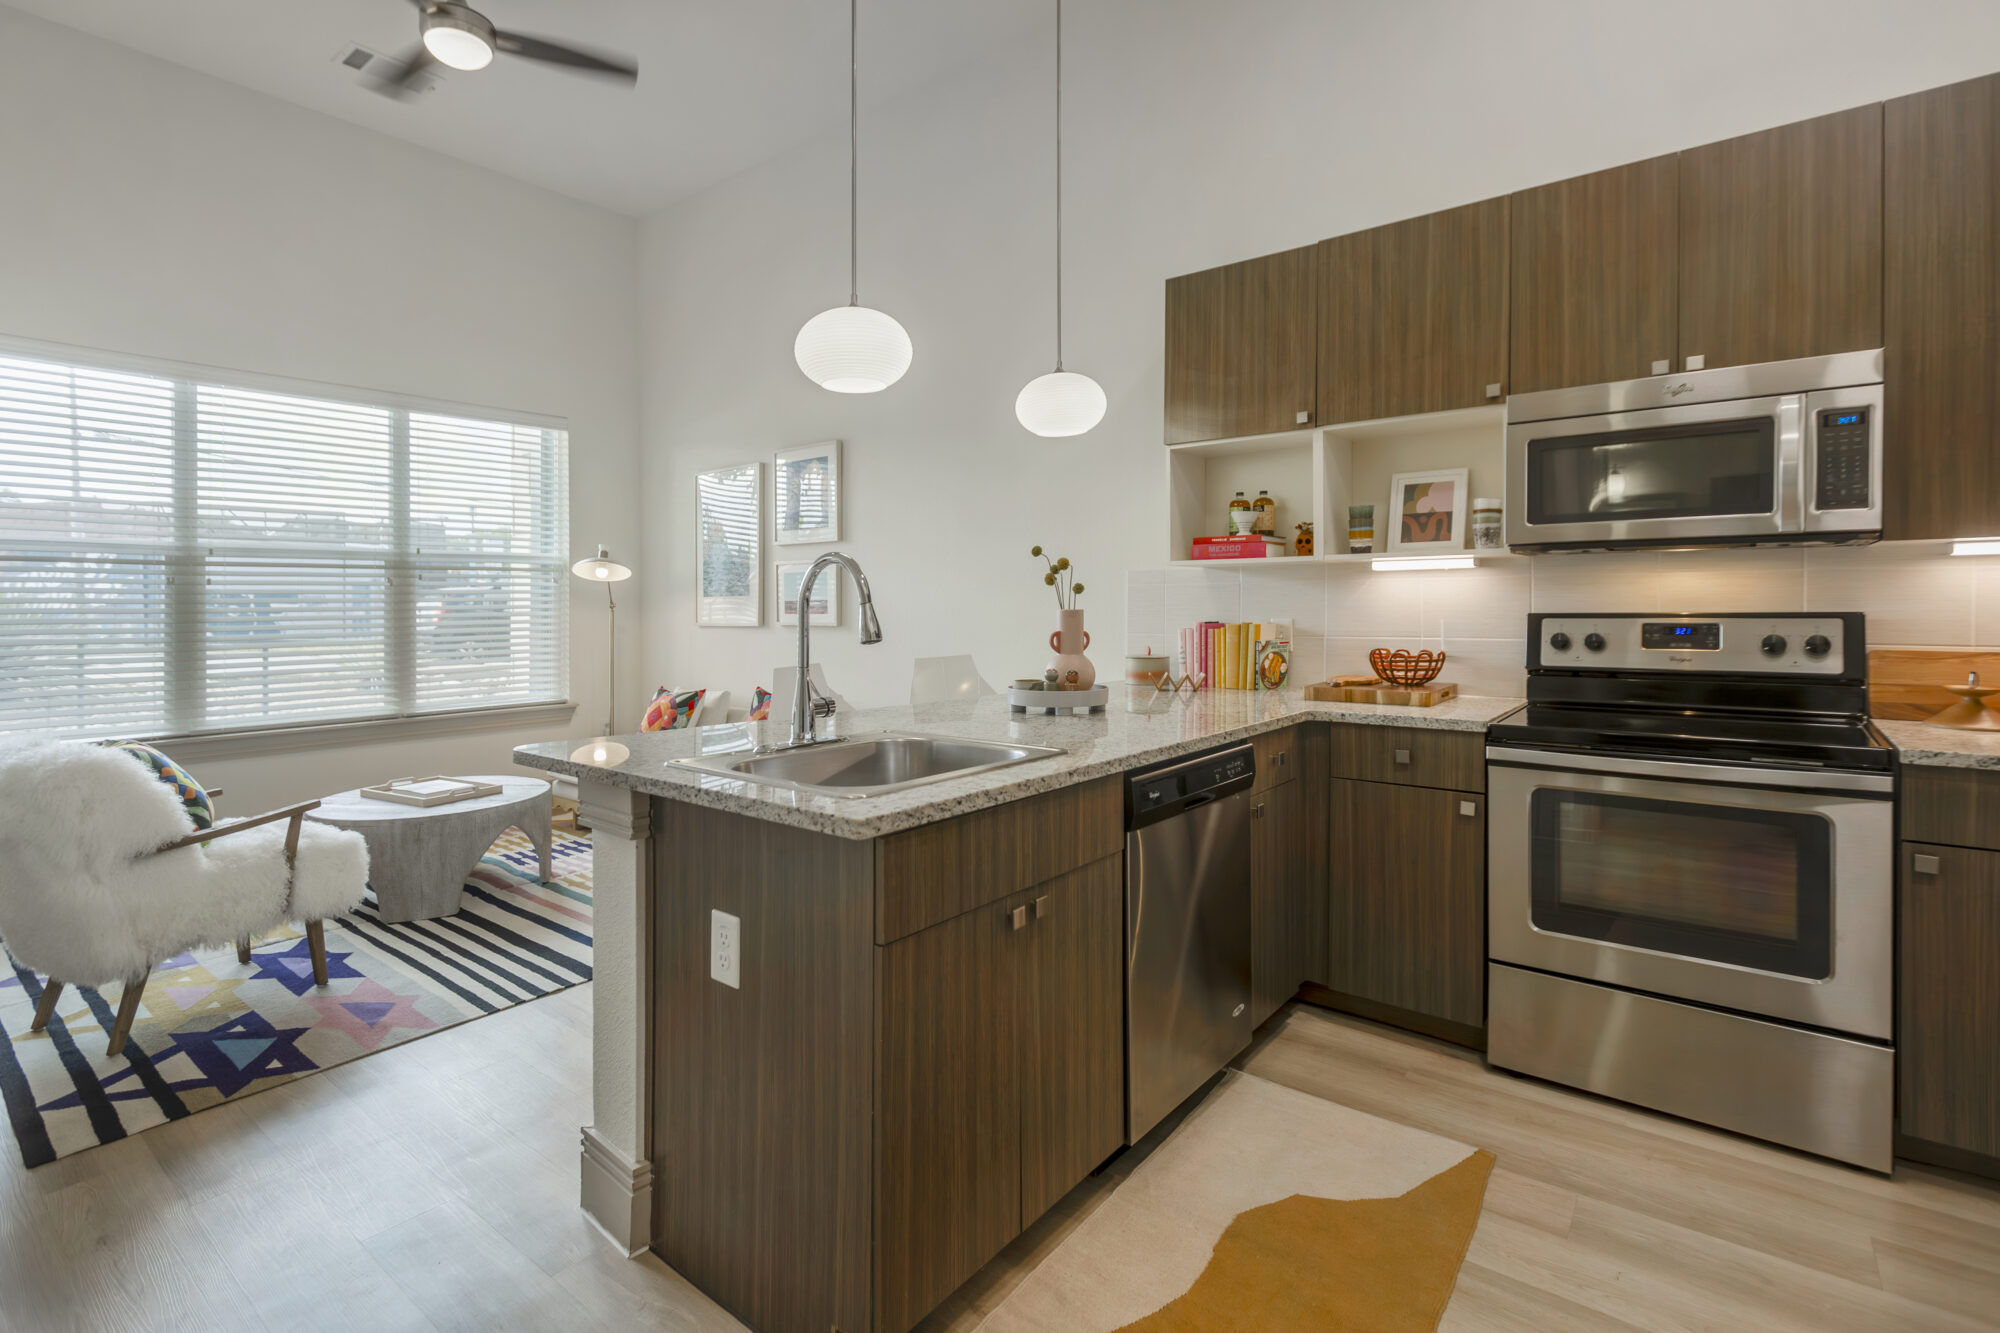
[776,561,842,628]
[774,440,841,546]
[696,462,762,627]
[1386,467,1469,554]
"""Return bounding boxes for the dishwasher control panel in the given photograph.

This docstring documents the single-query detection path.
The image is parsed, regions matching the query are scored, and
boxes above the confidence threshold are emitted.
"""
[1126,742,1257,827]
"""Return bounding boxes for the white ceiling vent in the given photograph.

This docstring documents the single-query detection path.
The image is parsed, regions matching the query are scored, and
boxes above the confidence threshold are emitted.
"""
[332,43,441,94]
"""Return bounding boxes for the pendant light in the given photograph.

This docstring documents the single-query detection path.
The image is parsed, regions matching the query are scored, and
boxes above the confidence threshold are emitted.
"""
[1015,0,1106,437]
[794,0,913,393]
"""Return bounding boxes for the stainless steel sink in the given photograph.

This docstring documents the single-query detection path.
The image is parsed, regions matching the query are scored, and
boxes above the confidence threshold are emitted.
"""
[667,731,1065,798]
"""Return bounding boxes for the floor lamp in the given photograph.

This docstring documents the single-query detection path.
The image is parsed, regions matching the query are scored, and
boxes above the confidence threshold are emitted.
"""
[570,545,633,736]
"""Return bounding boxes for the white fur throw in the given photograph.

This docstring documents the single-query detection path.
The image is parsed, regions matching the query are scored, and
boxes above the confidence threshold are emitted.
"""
[0,736,368,986]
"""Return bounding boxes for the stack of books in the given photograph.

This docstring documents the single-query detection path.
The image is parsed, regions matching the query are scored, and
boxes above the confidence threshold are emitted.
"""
[1190,535,1289,560]
[1178,621,1293,690]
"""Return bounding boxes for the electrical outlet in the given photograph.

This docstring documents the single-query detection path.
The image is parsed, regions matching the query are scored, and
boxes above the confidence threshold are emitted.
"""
[710,909,740,989]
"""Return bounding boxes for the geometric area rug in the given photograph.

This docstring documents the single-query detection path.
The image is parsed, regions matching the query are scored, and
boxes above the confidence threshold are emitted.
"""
[975,1070,1493,1333]
[0,827,591,1167]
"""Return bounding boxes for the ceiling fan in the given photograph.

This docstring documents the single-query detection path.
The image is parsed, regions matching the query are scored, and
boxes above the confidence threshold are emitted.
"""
[371,0,638,96]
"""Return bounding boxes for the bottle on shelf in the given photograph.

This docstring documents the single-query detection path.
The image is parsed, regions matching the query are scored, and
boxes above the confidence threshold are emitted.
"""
[1251,489,1277,535]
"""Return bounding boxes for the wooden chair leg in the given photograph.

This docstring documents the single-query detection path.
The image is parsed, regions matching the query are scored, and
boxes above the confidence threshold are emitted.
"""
[236,937,252,965]
[305,920,329,987]
[106,974,147,1057]
[30,978,63,1032]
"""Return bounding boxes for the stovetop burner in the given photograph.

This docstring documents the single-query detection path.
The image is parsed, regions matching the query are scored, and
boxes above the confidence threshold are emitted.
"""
[1487,702,1894,772]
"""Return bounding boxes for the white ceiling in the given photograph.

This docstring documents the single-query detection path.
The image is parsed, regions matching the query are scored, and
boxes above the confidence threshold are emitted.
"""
[3,0,1044,216]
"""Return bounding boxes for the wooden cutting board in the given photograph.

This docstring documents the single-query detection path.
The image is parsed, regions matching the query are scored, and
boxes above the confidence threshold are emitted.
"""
[1304,679,1460,707]
[1867,649,2000,719]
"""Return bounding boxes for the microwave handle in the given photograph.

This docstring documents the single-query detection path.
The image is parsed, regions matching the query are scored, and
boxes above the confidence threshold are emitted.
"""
[1777,395,1805,532]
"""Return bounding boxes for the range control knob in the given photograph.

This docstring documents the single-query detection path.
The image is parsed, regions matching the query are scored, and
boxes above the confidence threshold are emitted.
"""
[1548,632,1572,652]
[1804,634,1833,658]
[1761,634,1788,656]
[1583,632,1607,652]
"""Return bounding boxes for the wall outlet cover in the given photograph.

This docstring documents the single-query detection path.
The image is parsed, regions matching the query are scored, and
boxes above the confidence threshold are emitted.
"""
[710,909,740,989]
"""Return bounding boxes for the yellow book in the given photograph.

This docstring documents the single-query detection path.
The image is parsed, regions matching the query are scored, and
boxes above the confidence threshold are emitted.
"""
[1229,623,1244,689]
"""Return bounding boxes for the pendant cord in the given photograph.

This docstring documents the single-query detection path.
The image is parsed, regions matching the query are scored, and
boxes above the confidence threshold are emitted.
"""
[849,0,859,307]
[1053,0,1064,371]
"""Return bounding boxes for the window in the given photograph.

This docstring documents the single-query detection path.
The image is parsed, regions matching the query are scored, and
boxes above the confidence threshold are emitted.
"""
[0,344,569,740]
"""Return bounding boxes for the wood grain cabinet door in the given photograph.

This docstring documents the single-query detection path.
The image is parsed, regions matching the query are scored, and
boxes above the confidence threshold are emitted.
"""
[1251,777,1327,1027]
[1678,104,1883,373]
[1885,73,2000,541]
[1509,155,1679,394]
[873,894,1027,1333]
[1900,842,2000,1157]
[1326,779,1484,1029]
[1163,246,1318,444]
[1018,856,1125,1224]
[1320,197,1509,424]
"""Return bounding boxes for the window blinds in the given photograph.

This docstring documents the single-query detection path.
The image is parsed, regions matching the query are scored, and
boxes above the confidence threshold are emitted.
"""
[0,348,568,740]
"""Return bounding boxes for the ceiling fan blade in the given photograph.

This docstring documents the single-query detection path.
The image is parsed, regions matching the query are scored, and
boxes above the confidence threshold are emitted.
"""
[492,30,638,81]
[364,44,440,100]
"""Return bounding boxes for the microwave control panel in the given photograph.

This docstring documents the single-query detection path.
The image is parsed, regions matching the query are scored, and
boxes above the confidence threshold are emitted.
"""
[1815,406,1872,511]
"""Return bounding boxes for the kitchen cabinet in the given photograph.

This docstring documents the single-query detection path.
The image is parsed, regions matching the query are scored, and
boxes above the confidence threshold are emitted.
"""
[1163,245,1318,444]
[1678,104,1883,373]
[1250,775,1326,1027]
[1326,777,1485,1033]
[1510,155,1679,394]
[1900,840,2000,1160]
[1319,197,1509,424]
[1885,72,2000,541]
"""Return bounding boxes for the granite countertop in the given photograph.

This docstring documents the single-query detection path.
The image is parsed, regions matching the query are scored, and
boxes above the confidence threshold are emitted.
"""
[1878,719,2000,771]
[513,686,1524,840]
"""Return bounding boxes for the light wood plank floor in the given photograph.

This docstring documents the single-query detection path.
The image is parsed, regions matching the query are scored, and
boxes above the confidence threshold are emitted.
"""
[4,990,1996,1331]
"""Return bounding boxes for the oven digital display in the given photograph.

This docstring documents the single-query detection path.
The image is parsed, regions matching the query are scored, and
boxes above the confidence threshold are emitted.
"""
[1641,622,1721,650]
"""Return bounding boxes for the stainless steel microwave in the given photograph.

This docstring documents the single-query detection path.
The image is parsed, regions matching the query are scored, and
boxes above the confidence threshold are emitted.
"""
[1505,350,1883,553]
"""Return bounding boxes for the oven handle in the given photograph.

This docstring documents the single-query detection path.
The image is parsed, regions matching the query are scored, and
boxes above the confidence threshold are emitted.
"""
[1485,745,1895,796]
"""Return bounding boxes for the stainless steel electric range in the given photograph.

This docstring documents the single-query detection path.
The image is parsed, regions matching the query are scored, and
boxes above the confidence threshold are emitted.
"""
[1485,612,1895,1171]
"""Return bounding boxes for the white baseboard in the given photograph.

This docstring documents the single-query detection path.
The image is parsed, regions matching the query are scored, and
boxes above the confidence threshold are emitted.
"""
[579,1125,653,1257]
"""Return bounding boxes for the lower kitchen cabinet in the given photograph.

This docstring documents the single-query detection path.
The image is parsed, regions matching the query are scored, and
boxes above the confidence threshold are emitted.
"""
[1900,841,2000,1160]
[1326,778,1485,1032]
[874,855,1123,1333]
[1251,776,1327,1027]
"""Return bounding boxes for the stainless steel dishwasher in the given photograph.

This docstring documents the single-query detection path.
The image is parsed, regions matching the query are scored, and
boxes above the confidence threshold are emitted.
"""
[1125,742,1255,1143]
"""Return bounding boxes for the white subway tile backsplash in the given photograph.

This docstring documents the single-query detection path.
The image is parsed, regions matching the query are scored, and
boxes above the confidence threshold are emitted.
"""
[1326,562,1424,640]
[1530,551,1660,612]
[1806,543,1974,646]
[1124,569,1166,660]
[1164,565,1240,633]
[1653,547,1805,614]
[1421,562,1532,641]
[1972,557,2000,647]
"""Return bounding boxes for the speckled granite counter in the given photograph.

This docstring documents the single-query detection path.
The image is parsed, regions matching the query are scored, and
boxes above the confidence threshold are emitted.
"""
[1879,719,2000,771]
[513,686,1524,840]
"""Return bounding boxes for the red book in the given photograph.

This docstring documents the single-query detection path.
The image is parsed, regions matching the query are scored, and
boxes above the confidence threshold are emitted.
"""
[1191,535,1286,559]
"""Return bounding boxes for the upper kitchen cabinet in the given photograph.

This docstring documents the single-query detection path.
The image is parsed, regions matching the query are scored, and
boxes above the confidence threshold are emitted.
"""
[1678,104,1883,373]
[1319,198,1509,424]
[1885,72,2000,541]
[1163,245,1318,444]
[1510,155,1679,394]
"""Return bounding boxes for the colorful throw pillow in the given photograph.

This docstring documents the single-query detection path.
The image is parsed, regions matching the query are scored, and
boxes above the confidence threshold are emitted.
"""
[99,739,214,830]
[748,686,773,722]
[641,686,706,732]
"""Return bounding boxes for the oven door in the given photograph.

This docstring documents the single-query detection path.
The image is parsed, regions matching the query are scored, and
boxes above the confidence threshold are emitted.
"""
[1487,747,1893,1039]
[1505,394,1802,550]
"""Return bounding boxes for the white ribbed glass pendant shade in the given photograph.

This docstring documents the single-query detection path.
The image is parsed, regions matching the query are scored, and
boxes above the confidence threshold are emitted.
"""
[1015,369,1106,437]
[794,304,912,393]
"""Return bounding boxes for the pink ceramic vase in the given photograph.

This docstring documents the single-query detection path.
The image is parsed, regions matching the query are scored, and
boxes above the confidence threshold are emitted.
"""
[1047,608,1095,689]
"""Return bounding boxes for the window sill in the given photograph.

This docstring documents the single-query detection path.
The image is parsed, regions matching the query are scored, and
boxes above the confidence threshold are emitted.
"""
[145,701,578,764]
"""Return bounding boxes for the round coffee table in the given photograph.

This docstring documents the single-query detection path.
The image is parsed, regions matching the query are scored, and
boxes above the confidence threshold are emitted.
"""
[305,776,554,924]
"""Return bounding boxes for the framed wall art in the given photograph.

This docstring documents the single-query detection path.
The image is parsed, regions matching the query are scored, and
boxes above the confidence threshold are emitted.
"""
[1386,467,1468,554]
[774,440,841,546]
[696,462,761,626]
[776,561,842,628]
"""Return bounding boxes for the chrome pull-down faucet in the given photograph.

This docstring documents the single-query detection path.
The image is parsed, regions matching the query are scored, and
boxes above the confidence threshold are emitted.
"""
[790,551,882,746]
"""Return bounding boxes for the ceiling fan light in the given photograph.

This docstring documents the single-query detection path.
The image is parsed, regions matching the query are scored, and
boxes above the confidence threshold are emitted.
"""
[422,6,496,70]
[1015,370,1107,437]
[794,305,913,393]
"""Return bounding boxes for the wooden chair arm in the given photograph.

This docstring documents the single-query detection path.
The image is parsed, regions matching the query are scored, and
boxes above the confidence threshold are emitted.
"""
[153,801,321,855]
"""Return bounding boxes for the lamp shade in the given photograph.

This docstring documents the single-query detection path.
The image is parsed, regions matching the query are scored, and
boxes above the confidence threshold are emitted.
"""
[1015,370,1107,437]
[571,545,632,582]
[794,305,913,393]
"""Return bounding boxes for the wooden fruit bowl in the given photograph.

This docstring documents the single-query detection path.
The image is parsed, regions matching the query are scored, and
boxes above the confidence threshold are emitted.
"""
[1369,648,1447,687]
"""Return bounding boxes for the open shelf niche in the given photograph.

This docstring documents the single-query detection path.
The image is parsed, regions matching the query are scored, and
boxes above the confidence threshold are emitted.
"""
[1164,428,1321,565]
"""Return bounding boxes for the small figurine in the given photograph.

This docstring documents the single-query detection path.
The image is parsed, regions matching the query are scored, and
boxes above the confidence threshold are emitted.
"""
[1294,521,1314,557]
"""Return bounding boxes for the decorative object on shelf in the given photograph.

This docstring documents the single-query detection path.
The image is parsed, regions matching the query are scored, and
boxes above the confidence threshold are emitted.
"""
[1033,545,1094,688]
[1125,647,1171,689]
[1472,497,1504,550]
[570,544,634,733]
[1227,491,1254,535]
[696,464,761,626]
[795,0,912,394]
[1008,681,1108,714]
[1191,534,1287,560]
[1251,489,1277,535]
[1386,468,1469,554]
[773,440,841,545]
[1923,672,2000,731]
[359,776,503,808]
[1347,504,1375,554]
[1295,520,1314,556]
[1014,0,1106,438]
[776,560,842,627]
[1369,647,1448,686]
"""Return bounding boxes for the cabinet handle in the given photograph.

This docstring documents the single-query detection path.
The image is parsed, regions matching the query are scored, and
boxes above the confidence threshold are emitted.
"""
[1034,895,1050,920]
[1484,382,1502,400]
[1275,751,1288,768]
[1685,353,1705,371]
[1393,748,1411,766]
[1913,853,1941,876]
[1651,359,1671,375]
[1252,803,1266,819]
[1009,905,1030,931]
[1460,800,1477,817]
[1296,409,1311,425]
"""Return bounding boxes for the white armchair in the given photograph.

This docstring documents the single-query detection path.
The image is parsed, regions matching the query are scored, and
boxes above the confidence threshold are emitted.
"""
[0,738,370,1056]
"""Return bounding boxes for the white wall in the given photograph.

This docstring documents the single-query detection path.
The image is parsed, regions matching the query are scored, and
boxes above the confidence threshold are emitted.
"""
[637,0,2000,707]
[0,8,642,806]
